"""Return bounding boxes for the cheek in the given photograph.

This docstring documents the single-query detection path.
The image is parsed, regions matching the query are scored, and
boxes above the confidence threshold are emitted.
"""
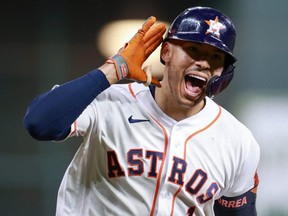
[165,64,182,90]
[213,67,224,76]
[170,52,193,70]
[178,49,193,63]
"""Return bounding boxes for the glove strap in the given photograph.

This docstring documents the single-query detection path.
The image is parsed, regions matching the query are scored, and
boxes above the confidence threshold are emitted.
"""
[107,54,129,80]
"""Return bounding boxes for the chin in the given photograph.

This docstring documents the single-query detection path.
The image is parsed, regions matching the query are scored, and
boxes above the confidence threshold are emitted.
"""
[188,94,206,107]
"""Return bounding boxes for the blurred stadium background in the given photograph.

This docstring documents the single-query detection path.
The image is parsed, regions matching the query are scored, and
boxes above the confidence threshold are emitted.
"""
[1,0,288,215]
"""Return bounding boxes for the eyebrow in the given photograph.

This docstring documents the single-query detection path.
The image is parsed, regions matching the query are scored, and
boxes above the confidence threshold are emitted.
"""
[213,49,226,55]
[188,42,225,54]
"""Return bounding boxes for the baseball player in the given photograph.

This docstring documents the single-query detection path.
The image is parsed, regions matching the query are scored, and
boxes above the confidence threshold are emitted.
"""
[24,7,260,216]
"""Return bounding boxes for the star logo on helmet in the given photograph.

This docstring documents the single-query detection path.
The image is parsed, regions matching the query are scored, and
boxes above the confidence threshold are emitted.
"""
[205,16,226,38]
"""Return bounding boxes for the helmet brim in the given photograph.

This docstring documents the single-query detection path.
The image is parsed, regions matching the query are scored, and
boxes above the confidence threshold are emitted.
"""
[167,33,237,64]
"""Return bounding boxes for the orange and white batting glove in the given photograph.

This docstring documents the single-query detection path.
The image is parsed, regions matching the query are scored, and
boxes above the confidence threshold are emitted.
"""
[107,16,166,87]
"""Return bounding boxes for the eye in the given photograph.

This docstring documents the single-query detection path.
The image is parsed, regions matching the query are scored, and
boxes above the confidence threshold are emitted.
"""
[211,53,225,62]
[188,46,199,53]
[185,45,201,58]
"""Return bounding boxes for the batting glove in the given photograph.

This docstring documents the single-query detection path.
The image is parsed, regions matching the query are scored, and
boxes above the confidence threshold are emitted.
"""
[107,16,166,87]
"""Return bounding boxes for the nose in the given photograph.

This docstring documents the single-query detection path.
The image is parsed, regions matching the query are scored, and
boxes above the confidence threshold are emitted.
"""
[194,59,210,71]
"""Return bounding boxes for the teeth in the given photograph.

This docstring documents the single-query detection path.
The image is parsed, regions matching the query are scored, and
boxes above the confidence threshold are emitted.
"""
[189,75,206,82]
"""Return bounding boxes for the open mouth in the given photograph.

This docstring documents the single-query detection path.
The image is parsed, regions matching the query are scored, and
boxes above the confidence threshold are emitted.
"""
[185,75,207,92]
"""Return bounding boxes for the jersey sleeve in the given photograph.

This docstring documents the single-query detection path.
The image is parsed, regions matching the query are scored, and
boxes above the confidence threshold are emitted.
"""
[67,104,97,138]
[214,133,260,216]
[228,134,260,196]
[23,69,110,141]
[214,178,258,216]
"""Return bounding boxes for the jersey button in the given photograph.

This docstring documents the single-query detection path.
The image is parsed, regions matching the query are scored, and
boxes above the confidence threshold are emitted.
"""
[160,192,171,199]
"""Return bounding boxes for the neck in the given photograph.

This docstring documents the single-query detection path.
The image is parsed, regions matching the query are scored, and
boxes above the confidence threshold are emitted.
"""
[154,87,205,121]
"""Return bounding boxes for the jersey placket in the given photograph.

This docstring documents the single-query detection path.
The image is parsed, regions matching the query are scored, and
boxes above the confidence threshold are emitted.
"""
[154,122,187,215]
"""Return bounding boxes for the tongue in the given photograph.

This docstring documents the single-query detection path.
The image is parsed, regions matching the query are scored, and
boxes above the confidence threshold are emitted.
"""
[185,77,204,93]
[185,79,201,94]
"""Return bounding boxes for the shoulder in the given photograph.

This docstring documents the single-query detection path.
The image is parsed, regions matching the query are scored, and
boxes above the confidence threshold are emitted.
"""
[207,98,254,138]
[99,82,149,98]
[208,100,260,196]
[206,97,260,165]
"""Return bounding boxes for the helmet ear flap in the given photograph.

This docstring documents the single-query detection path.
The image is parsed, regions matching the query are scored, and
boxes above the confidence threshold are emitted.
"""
[206,65,235,99]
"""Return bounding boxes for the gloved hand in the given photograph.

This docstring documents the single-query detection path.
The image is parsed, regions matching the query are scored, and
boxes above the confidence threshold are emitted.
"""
[107,16,166,87]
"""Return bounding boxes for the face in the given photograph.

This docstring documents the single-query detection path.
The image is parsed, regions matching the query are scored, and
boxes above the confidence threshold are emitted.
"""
[160,40,226,107]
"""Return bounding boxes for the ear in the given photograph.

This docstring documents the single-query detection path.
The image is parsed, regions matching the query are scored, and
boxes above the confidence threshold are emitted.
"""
[160,42,171,64]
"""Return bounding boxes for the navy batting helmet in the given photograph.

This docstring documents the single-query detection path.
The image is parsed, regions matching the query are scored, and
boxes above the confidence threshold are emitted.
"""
[163,7,237,98]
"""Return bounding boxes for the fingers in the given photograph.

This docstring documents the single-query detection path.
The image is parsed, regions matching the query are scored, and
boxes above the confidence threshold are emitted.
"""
[134,17,166,49]
[151,77,161,87]
[143,65,152,86]
[140,16,157,34]
[143,23,166,42]
[143,23,166,56]
[143,65,161,87]
[144,36,163,57]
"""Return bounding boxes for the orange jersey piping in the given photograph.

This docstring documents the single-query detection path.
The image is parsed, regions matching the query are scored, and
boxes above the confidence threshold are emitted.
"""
[170,105,222,215]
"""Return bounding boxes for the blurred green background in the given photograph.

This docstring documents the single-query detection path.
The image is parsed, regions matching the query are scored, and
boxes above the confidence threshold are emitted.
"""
[1,0,288,215]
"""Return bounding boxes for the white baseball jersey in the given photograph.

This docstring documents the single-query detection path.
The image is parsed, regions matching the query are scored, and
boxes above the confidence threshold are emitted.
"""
[56,82,260,216]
